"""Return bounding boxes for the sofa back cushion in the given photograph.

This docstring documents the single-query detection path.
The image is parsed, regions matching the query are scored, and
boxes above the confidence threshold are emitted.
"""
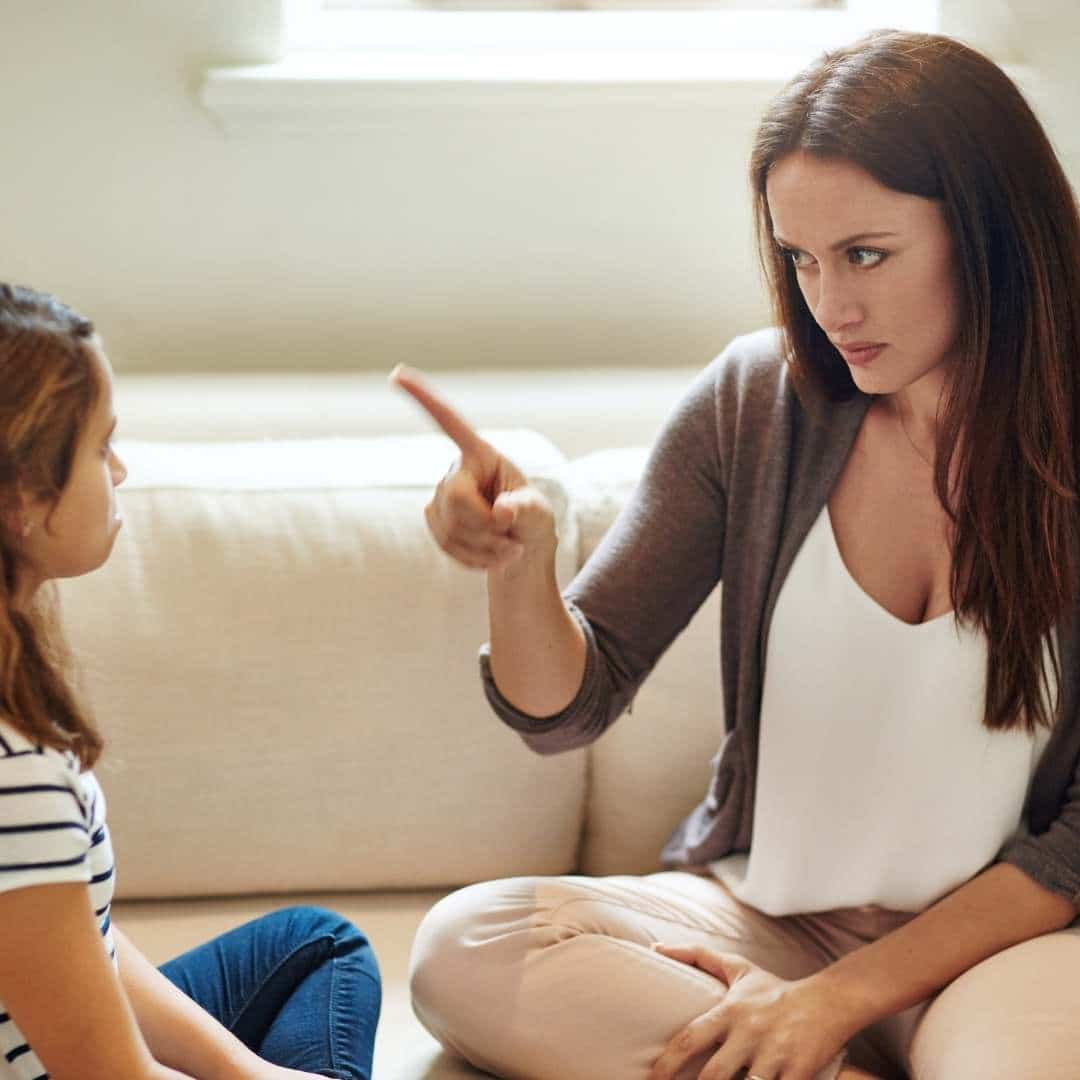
[58,432,585,898]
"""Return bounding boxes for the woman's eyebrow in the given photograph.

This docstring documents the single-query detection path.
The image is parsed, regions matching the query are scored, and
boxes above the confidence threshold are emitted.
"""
[773,230,899,251]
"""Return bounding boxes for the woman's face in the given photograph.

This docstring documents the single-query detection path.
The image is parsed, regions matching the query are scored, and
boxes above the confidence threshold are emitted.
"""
[766,151,960,397]
[18,341,127,595]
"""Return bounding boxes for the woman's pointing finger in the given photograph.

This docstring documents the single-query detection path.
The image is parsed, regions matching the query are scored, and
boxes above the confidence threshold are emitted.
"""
[389,364,492,461]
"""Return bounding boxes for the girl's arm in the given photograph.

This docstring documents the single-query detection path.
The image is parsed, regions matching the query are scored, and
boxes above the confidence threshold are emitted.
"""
[0,882,318,1080]
[0,882,192,1080]
[112,925,261,1080]
[115,926,327,1080]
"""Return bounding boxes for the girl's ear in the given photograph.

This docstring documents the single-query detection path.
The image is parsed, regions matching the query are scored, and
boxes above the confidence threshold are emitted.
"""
[3,490,40,542]
[1,510,27,542]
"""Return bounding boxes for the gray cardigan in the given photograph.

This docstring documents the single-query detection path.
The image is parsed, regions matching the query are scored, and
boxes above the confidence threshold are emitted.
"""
[481,328,1080,908]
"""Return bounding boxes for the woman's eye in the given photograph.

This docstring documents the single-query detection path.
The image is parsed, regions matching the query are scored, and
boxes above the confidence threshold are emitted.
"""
[849,247,887,268]
[779,247,814,270]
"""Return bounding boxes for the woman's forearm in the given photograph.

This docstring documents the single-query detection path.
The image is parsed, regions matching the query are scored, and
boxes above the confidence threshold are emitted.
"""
[487,545,587,718]
[812,862,1075,1036]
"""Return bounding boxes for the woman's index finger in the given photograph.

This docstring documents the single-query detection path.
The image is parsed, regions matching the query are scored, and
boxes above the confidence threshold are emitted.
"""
[389,364,487,457]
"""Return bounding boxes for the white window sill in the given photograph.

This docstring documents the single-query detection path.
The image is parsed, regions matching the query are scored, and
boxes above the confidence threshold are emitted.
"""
[202,48,814,130]
[203,56,1038,134]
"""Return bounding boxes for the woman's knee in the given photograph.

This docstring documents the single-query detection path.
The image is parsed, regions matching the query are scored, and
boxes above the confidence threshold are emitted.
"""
[411,880,513,1007]
[908,930,1080,1079]
[410,875,567,1037]
[911,1015,1073,1080]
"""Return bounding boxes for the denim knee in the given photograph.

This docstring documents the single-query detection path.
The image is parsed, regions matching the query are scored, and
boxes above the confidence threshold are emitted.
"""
[265,906,381,996]
[277,905,374,951]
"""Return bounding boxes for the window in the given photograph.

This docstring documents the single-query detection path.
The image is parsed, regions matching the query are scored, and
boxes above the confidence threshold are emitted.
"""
[319,0,843,10]
[281,0,941,54]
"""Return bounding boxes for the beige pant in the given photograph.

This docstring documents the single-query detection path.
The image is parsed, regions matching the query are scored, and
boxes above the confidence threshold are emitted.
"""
[409,871,1080,1080]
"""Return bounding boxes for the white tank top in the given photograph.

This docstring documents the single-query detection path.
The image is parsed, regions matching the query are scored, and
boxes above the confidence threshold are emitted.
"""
[711,505,1052,915]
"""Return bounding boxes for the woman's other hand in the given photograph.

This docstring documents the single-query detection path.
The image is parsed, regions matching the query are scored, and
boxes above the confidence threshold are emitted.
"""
[649,944,854,1080]
[390,365,556,571]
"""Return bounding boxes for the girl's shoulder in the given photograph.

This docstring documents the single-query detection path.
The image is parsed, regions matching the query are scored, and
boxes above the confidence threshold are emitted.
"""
[0,714,86,794]
[0,713,36,754]
[0,719,105,899]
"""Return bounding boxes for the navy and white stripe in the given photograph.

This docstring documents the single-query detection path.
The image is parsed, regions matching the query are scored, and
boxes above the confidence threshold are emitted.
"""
[0,719,116,1080]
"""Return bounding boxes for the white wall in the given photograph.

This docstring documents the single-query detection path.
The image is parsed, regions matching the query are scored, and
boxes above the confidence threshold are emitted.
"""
[1,1,1077,373]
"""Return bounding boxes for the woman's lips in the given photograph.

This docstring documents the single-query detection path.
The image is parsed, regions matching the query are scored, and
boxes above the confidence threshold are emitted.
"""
[837,343,886,367]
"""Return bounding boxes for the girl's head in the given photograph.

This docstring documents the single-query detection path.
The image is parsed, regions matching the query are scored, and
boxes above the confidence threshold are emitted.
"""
[750,31,1080,733]
[0,284,128,767]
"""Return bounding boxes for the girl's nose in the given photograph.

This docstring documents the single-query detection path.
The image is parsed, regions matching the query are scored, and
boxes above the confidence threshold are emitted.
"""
[111,452,128,487]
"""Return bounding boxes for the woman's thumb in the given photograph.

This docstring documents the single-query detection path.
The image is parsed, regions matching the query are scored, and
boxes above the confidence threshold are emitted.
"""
[491,492,518,535]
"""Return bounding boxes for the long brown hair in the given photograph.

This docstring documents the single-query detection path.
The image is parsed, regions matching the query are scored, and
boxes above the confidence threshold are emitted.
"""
[0,284,104,767]
[750,30,1080,733]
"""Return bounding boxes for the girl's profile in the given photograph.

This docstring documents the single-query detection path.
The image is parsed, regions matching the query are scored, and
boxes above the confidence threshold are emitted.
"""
[0,284,381,1080]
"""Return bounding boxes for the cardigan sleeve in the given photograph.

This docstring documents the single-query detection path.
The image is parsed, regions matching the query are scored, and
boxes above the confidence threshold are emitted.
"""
[998,622,1080,907]
[480,351,729,754]
[1000,771,1080,907]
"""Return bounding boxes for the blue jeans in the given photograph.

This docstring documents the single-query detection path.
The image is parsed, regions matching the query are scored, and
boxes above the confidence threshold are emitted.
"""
[159,905,381,1080]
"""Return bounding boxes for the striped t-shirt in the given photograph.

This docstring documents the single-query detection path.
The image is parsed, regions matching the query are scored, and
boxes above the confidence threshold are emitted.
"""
[0,718,116,1080]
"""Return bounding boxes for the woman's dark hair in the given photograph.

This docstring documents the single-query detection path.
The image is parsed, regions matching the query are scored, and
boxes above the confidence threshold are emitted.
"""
[0,284,104,767]
[750,30,1080,733]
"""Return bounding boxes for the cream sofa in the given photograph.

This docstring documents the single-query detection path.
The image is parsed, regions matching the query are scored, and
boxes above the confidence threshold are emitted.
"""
[57,365,725,1079]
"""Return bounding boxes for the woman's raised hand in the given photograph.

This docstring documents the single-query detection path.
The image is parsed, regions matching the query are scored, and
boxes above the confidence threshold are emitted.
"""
[389,365,557,570]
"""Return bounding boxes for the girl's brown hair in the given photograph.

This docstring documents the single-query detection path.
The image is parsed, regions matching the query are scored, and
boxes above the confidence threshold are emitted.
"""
[750,30,1080,733]
[0,284,104,767]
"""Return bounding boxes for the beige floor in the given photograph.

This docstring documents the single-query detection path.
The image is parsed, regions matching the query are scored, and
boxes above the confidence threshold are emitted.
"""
[115,889,486,1080]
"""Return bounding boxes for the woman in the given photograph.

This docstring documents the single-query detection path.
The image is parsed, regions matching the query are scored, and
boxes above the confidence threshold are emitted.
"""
[0,285,381,1080]
[394,28,1080,1080]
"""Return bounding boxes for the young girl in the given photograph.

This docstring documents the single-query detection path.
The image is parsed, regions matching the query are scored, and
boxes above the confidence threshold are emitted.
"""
[396,29,1080,1080]
[0,284,381,1080]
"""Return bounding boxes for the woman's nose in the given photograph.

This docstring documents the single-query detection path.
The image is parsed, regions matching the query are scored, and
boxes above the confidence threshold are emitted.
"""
[811,271,863,335]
